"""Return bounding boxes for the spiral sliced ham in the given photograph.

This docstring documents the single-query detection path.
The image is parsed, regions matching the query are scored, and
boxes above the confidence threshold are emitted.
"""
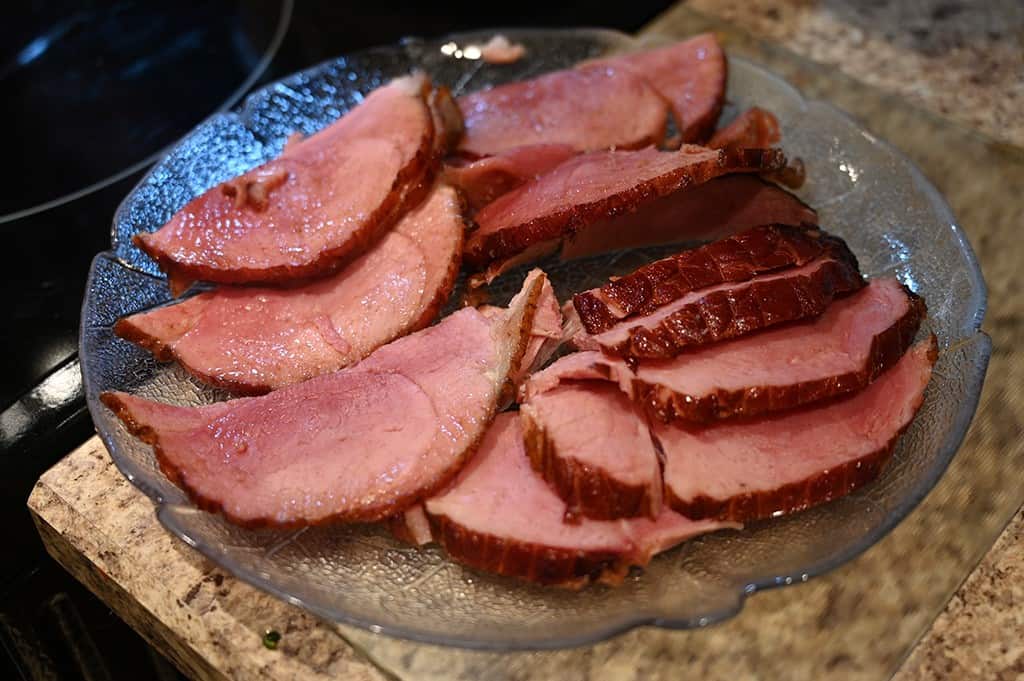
[456,63,669,157]
[100,272,547,527]
[466,145,788,273]
[443,144,577,211]
[424,413,734,587]
[708,107,782,152]
[115,185,464,394]
[659,338,937,522]
[135,74,457,294]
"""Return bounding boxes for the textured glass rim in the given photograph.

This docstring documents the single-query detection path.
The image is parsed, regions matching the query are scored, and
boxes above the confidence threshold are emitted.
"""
[80,28,991,650]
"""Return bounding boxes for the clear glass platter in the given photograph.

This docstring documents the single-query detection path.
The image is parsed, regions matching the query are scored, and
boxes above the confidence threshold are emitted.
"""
[80,28,989,650]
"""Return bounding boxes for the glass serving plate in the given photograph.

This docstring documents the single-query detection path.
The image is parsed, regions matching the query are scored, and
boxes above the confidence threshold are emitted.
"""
[80,28,990,650]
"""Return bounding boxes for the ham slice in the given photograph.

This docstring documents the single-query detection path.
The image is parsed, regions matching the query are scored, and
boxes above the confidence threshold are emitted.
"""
[573,224,845,335]
[521,382,662,521]
[99,272,548,527]
[443,144,577,211]
[424,413,734,587]
[466,145,788,273]
[456,63,669,157]
[708,107,781,151]
[115,185,464,394]
[135,74,456,294]
[594,34,727,144]
[573,242,864,360]
[659,338,937,522]
[530,278,924,424]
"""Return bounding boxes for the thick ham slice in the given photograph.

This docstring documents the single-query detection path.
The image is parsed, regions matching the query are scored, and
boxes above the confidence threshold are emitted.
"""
[442,144,577,211]
[708,108,782,151]
[100,272,548,527]
[466,145,788,272]
[424,413,734,587]
[456,63,669,157]
[115,185,464,394]
[521,382,662,521]
[529,278,924,424]
[594,34,727,144]
[659,338,937,522]
[573,224,844,334]
[136,74,456,294]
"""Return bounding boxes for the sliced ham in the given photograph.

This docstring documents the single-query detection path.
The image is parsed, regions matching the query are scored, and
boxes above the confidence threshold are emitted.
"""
[442,144,577,211]
[708,107,781,151]
[465,145,788,273]
[100,272,548,527]
[135,74,457,294]
[521,382,662,521]
[511,273,564,386]
[115,185,464,394]
[573,241,864,360]
[659,338,937,522]
[424,413,734,587]
[530,278,924,423]
[573,224,843,335]
[456,63,669,157]
[594,34,727,144]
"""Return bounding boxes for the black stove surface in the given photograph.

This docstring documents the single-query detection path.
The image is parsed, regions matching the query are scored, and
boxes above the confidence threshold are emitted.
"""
[3,2,672,678]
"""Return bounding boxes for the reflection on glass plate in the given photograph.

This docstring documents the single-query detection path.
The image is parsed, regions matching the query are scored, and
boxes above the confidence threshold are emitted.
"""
[80,28,989,650]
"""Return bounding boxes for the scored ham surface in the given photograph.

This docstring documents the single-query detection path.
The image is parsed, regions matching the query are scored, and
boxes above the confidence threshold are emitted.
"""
[708,107,781,151]
[659,338,937,522]
[424,413,734,587]
[573,224,844,335]
[136,74,456,294]
[442,144,577,211]
[456,64,669,157]
[100,271,548,527]
[115,185,464,394]
[521,382,662,521]
[465,145,788,272]
[593,34,727,144]
[530,278,924,424]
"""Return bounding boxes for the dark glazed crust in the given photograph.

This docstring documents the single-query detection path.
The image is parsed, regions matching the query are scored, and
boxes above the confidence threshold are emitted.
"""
[464,147,788,268]
[638,287,927,423]
[520,408,660,522]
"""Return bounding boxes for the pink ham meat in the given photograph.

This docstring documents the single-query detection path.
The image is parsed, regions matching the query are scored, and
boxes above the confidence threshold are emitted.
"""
[466,145,788,274]
[708,108,782,151]
[135,74,456,294]
[659,338,937,522]
[530,278,924,424]
[442,144,577,211]
[424,413,734,587]
[456,63,669,157]
[115,185,464,394]
[99,272,548,527]
[595,34,727,144]
[521,382,662,521]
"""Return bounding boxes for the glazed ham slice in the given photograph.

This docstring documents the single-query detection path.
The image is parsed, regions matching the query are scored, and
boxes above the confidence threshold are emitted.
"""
[115,185,464,394]
[659,338,937,522]
[456,63,669,157]
[466,145,788,273]
[530,278,924,424]
[424,413,734,587]
[521,382,662,521]
[708,108,782,151]
[136,74,456,294]
[99,272,547,527]
[442,144,577,211]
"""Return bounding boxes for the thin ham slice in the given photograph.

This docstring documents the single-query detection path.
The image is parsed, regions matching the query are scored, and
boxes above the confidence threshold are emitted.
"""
[100,272,548,527]
[708,107,782,151]
[115,185,464,394]
[424,413,734,587]
[442,144,577,211]
[573,224,843,334]
[136,74,455,294]
[466,145,788,272]
[456,63,669,157]
[659,338,937,522]
[529,278,924,424]
[594,34,727,144]
[521,382,662,521]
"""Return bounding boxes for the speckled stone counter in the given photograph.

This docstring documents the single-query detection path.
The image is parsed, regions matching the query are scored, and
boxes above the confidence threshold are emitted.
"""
[28,2,1024,680]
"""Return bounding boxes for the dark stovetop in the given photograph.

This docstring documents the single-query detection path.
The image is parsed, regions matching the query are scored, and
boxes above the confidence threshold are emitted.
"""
[2,2,672,678]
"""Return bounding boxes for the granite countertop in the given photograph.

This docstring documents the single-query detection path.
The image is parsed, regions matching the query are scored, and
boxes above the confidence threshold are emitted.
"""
[27,1,1024,680]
